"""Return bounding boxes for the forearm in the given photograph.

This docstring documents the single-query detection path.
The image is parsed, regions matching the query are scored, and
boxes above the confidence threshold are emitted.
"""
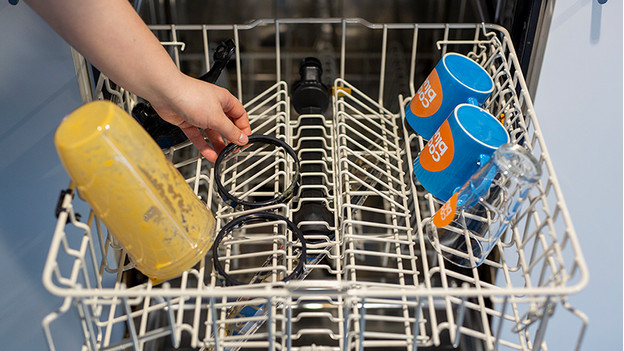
[25,0,251,161]
[25,0,183,103]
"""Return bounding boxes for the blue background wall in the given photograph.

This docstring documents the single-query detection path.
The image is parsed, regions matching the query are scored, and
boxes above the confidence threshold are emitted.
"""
[531,0,622,348]
[0,2,83,350]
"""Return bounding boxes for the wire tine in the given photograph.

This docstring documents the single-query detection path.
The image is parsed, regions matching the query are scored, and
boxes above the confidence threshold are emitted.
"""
[493,296,509,351]
[220,142,275,177]
[122,296,140,350]
[411,298,422,351]
[358,297,367,351]
[452,296,467,347]
[210,297,221,351]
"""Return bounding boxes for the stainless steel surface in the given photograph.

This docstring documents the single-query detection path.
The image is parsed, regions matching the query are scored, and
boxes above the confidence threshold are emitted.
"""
[133,0,556,100]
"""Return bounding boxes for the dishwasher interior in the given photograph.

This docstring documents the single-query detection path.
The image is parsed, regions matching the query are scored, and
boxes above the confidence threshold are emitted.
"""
[43,3,588,351]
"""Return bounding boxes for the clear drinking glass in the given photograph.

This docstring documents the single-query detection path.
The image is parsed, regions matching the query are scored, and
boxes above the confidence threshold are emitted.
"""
[424,143,542,268]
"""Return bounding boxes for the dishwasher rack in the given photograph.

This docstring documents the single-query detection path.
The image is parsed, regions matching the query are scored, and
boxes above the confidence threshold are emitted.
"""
[44,19,588,351]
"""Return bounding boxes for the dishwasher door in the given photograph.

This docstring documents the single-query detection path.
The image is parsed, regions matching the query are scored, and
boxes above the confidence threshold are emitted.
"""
[43,17,588,351]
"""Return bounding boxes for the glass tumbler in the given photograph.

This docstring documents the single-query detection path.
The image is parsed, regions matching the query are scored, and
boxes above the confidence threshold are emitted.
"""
[424,143,542,268]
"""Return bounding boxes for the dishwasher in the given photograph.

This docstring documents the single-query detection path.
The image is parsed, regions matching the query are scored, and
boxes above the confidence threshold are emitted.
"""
[42,13,589,351]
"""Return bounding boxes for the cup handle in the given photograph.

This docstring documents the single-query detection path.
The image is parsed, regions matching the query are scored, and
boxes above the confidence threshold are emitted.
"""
[467,97,479,106]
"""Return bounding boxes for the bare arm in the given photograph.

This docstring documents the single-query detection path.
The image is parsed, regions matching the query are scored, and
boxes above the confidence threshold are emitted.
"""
[24,0,251,161]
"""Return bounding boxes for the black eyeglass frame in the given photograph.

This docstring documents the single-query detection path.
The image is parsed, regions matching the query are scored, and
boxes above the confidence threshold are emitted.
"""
[214,135,301,209]
[212,212,307,286]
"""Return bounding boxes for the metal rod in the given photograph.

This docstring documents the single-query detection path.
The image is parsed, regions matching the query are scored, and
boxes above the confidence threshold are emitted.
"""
[493,296,509,351]
[210,297,221,351]
[411,298,422,351]
[122,296,140,350]
[164,283,180,348]
[234,25,242,101]
[452,294,468,348]
[408,25,419,97]
[378,24,388,107]
[358,298,367,351]
[532,297,554,350]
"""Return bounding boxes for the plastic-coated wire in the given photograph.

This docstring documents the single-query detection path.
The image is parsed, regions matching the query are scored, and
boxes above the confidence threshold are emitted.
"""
[212,212,307,286]
[214,135,301,209]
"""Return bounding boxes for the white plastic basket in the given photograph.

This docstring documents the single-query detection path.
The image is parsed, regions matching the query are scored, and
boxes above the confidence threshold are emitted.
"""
[43,19,588,351]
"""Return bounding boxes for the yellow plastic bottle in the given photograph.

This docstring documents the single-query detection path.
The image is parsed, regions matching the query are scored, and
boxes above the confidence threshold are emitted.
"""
[55,100,216,284]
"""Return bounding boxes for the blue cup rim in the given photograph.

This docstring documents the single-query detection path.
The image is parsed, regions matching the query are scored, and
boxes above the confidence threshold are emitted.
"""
[452,104,509,149]
[442,53,494,95]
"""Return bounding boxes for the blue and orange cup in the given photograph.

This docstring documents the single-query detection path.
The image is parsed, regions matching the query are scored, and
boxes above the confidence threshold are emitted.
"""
[405,53,494,140]
[413,104,509,202]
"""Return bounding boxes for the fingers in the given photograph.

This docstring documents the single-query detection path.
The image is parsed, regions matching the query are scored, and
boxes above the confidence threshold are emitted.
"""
[180,125,219,162]
[216,88,252,143]
[204,129,226,155]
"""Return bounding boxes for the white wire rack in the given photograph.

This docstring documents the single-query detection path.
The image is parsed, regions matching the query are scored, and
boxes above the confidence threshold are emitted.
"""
[44,19,588,351]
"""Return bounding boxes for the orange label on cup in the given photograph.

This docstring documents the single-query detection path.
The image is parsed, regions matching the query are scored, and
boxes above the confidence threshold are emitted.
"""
[419,120,455,172]
[410,69,443,118]
[433,192,458,228]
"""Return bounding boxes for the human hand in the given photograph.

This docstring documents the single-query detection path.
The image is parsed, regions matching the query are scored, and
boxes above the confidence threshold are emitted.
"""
[150,74,252,162]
